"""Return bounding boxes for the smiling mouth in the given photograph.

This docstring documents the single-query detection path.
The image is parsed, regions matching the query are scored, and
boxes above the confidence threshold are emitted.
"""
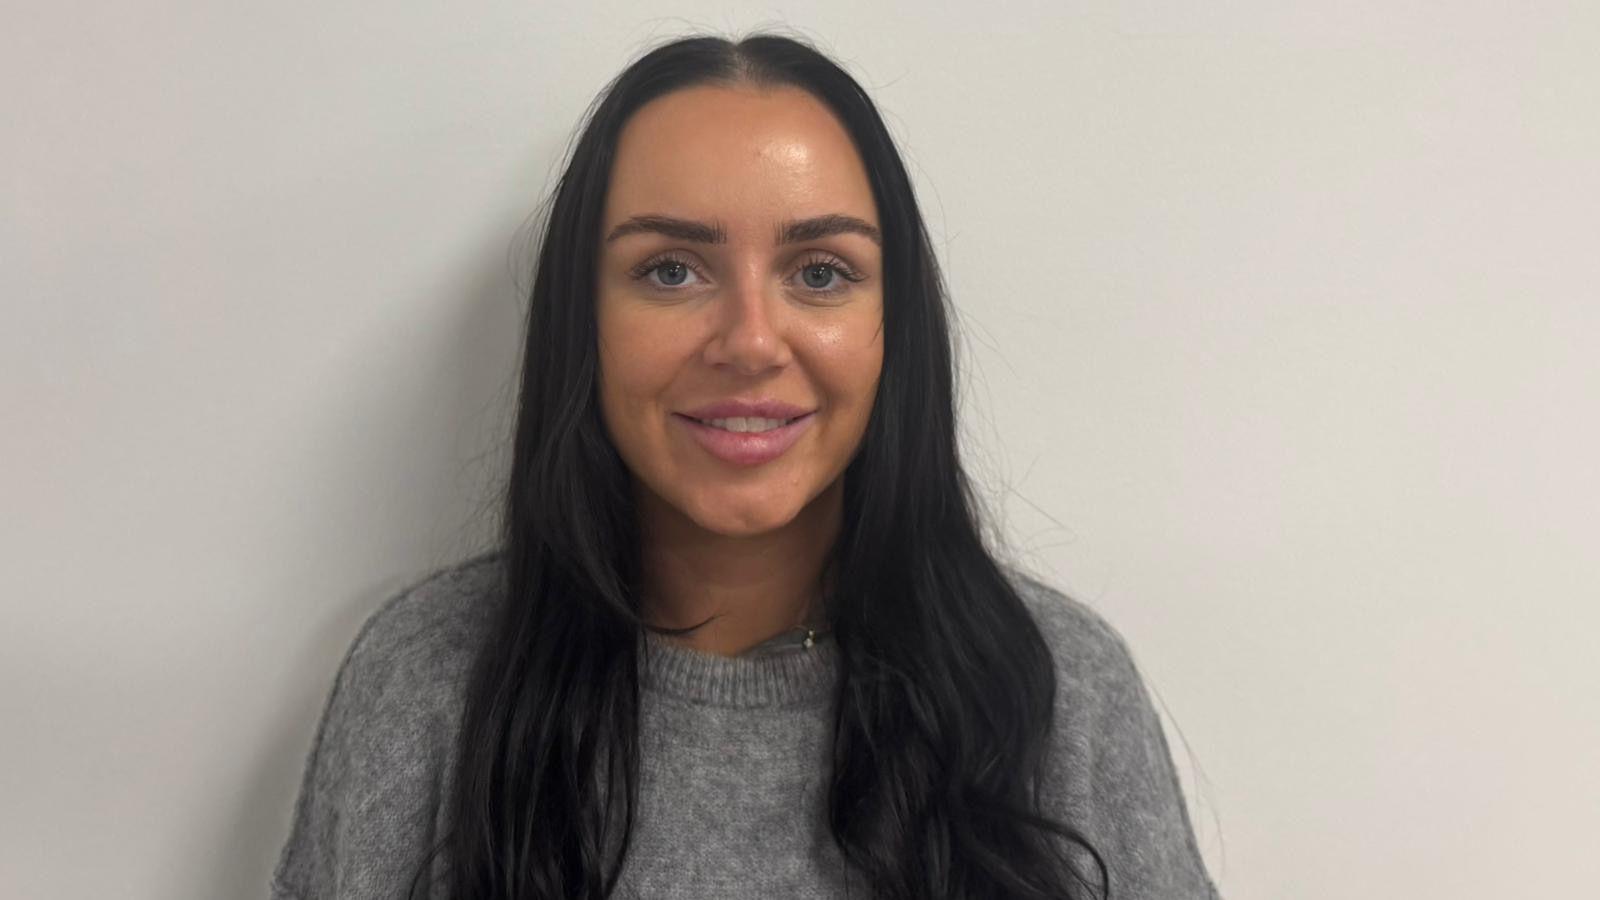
[681,414,809,433]
[672,412,817,467]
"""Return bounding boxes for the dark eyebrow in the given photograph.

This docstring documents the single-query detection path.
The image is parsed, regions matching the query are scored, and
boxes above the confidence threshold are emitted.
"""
[604,214,726,245]
[604,213,882,247]
[776,213,882,247]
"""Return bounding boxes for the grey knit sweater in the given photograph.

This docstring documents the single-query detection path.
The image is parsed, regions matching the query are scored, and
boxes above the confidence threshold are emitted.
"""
[269,553,1219,899]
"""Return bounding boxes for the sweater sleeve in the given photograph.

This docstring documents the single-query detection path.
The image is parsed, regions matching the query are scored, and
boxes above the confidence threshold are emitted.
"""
[1013,573,1221,900]
[269,559,496,900]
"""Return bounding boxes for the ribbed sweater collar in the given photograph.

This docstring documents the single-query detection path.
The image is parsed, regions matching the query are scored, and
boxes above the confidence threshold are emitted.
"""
[639,628,840,709]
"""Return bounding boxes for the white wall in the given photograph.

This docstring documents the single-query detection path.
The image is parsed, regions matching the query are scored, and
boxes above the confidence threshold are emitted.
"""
[4,3,1596,897]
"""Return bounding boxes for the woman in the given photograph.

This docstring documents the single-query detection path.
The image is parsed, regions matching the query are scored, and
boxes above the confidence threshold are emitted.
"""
[270,32,1218,900]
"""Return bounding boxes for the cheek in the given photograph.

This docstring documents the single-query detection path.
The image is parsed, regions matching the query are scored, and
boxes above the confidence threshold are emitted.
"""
[597,302,693,434]
[815,312,883,401]
[597,308,648,427]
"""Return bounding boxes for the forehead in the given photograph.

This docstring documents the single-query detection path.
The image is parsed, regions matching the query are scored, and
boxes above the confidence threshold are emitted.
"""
[604,84,876,227]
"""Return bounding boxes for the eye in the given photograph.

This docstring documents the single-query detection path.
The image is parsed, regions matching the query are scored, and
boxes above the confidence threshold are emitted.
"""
[790,253,866,296]
[628,253,708,290]
[625,251,867,296]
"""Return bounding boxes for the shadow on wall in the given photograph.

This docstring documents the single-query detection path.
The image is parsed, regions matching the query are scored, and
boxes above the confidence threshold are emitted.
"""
[196,227,525,898]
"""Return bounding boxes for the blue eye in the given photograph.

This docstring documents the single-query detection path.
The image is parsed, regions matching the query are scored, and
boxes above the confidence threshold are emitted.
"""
[634,257,704,288]
[658,262,690,286]
[793,254,866,295]
[799,263,838,290]
[626,252,866,296]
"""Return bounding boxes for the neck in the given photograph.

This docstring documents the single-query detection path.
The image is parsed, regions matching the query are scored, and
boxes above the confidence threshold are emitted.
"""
[637,480,841,657]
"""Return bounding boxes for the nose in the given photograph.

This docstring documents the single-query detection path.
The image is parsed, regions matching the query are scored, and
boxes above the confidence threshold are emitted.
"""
[702,268,793,375]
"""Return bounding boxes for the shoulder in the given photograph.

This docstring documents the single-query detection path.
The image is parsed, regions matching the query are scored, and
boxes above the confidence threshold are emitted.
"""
[1000,562,1164,758]
[312,549,507,767]
[340,549,506,695]
[270,551,506,900]
[1003,565,1143,696]
[1002,565,1221,898]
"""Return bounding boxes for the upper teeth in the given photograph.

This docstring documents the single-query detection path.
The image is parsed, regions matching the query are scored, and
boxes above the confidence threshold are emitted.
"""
[700,416,795,433]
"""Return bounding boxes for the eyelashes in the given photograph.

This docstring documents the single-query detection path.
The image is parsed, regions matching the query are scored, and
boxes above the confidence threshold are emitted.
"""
[626,251,867,297]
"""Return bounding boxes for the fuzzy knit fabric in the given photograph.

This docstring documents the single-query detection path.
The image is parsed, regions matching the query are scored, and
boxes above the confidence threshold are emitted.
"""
[269,552,1220,899]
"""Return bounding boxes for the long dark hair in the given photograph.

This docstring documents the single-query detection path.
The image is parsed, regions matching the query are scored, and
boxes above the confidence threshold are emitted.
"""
[413,31,1110,900]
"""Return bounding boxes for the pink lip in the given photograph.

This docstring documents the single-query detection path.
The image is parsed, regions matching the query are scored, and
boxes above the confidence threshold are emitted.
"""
[680,399,814,420]
[673,412,816,467]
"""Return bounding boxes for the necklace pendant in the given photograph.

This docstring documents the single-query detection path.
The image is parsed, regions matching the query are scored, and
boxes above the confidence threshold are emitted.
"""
[802,628,815,649]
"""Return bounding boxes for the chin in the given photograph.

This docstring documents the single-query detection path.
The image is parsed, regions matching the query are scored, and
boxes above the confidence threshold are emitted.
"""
[687,495,804,538]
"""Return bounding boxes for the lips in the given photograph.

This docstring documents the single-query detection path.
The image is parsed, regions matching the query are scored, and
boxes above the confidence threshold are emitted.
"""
[679,399,815,421]
[673,411,816,467]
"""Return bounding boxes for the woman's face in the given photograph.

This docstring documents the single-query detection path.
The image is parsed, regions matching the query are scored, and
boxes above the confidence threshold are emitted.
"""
[596,84,884,538]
